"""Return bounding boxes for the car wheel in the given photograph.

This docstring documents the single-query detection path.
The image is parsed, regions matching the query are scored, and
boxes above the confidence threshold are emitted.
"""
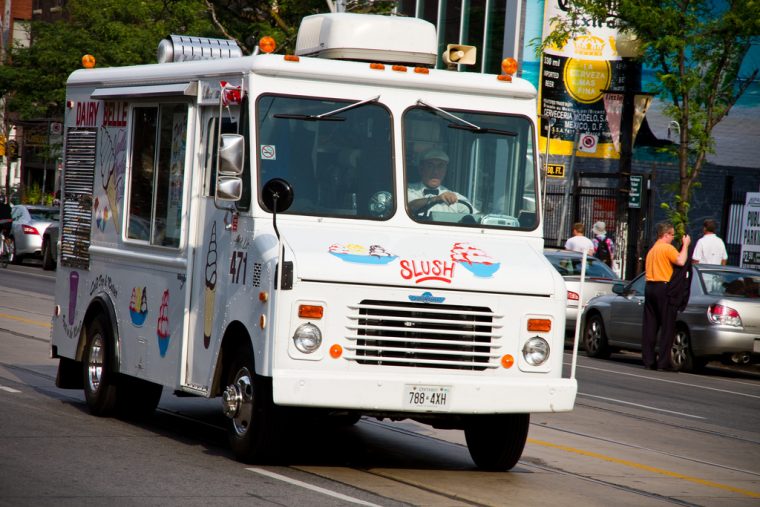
[670,325,706,372]
[583,313,611,359]
[41,236,56,270]
[223,343,281,463]
[464,413,529,471]
[8,236,21,264]
[82,314,119,416]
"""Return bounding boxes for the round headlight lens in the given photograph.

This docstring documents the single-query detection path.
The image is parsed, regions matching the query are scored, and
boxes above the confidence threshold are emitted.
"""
[292,323,322,354]
[522,336,550,366]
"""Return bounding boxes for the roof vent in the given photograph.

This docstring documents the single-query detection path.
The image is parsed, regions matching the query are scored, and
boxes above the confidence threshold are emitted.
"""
[295,13,437,66]
[157,35,243,63]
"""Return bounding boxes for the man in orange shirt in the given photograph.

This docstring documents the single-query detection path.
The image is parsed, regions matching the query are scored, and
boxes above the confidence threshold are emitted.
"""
[642,222,690,371]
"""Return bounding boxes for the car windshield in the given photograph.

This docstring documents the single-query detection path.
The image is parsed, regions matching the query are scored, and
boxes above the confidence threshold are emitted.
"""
[256,94,393,219]
[29,208,60,221]
[545,252,619,279]
[403,105,537,229]
[700,270,760,298]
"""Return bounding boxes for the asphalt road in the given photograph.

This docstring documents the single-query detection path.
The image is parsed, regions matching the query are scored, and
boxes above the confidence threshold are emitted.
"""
[1,265,759,506]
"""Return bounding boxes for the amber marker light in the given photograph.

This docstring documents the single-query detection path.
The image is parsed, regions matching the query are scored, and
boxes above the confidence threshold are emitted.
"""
[501,57,518,75]
[298,305,324,319]
[501,354,515,368]
[283,54,300,62]
[497,74,513,82]
[259,36,276,54]
[259,291,268,302]
[330,344,343,358]
[82,54,96,68]
[392,65,407,72]
[259,315,266,328]
[527,319,552,332]
[414,67,430,74]
[369,63,385,70]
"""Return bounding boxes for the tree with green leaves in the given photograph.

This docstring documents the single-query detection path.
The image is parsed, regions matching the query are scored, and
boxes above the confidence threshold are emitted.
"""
[540,0,759,235]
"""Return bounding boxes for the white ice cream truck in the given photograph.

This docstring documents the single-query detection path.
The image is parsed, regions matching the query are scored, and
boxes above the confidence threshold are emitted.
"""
[50,13,577,470]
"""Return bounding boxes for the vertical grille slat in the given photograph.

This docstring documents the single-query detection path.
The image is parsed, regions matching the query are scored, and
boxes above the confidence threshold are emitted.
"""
[346,300,500,371]
[60,128,96,270]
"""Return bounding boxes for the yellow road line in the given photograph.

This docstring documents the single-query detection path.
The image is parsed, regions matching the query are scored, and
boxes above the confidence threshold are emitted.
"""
[0,312,52,329]
[529,438,760,499]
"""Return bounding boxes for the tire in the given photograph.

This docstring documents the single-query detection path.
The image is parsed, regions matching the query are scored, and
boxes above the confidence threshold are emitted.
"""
[41,237,56,270]
[583,313,611,359]
[82,314,119,416]
[9,237,21,264]
[465,413,530,471]
[223,343,280,463]
[670,326,706,372]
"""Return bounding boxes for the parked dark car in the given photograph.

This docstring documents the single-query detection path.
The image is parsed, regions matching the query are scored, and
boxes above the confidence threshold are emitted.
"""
[41,221,59,270]
[581,264,760,371]
[544,248,620,334]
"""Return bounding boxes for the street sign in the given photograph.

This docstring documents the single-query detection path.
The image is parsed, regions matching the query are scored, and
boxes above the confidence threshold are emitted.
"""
[546,163,565,178]
[629,175,642,208]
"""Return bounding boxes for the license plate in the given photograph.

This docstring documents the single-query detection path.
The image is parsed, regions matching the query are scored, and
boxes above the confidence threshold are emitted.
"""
[403,384,451,410]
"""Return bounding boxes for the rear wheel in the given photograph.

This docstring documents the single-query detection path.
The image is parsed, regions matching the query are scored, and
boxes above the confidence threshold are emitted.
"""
[583,313,611,359]
[223,343,280,463]
[671,325,706,372]
[82,314,118,416]
[465,413,529,471]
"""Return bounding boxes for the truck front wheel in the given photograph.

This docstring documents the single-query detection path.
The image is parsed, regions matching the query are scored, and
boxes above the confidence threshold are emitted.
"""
[464,413,530,471]
[223,343,280,463]
[82,314,118,416]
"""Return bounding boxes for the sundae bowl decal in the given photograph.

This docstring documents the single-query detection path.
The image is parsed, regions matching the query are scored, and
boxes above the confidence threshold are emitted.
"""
[450,242,501,278]
[129,286,148,327]
[204,221,218,349]
[157,289,170,357]
[329,243,397,265]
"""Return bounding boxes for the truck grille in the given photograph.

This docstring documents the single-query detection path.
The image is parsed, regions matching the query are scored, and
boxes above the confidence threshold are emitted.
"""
[345,300,502,370]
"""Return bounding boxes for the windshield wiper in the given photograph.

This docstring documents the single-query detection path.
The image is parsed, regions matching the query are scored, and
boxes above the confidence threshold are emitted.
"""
[416,99,516,136]
[274,95,380,121]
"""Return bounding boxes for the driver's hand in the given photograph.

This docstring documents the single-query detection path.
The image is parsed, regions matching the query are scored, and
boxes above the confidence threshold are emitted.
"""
[439,191,459,205]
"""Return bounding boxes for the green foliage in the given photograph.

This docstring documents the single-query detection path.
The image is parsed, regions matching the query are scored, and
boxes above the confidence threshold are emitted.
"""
[537,0,759,230]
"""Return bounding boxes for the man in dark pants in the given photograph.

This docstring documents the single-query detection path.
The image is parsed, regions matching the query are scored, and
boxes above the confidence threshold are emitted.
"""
[642,222,690,371]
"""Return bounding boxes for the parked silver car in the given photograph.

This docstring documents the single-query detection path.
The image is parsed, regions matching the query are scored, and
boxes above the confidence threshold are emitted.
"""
[581,265,760,371]
[9,205,59,264]
[544,248,620,334]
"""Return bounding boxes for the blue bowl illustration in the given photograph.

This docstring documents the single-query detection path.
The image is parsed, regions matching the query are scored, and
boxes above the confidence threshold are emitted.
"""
[330,252,398,265]
[130,309,147,327]
[158,334,170,357]
[458,261,501,278]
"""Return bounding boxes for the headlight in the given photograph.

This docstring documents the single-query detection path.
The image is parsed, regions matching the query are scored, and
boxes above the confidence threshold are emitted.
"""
[292,323,322,353]
[522,336,550,366]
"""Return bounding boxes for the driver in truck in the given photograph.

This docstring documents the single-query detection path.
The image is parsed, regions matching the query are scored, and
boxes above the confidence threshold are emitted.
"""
[407,148,475,216]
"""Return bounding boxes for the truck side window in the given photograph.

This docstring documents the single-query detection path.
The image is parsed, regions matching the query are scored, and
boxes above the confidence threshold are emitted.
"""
[127,103,188,247]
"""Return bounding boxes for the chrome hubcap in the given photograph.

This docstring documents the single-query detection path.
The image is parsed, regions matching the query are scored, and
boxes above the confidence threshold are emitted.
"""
[222,368,253,436]
[87,334,104,392]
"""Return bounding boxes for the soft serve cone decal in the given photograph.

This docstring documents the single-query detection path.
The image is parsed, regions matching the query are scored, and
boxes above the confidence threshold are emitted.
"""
[203,221,218,348]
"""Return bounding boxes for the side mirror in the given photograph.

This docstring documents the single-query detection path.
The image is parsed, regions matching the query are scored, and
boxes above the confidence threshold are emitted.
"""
[612,283,626,295]
[216,176,242,201]
[261,178,294,213]
[219,134,244,175]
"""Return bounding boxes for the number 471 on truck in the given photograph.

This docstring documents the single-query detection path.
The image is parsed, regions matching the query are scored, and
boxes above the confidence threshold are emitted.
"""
[50,12,578,471]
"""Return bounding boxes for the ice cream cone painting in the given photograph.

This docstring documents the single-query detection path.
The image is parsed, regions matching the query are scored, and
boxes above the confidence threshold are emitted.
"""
[157,289,170,357]
[203,221,218,349]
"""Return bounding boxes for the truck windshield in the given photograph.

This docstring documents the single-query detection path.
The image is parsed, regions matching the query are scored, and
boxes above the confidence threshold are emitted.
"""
[256,94,394,219]
[404,105,537,229]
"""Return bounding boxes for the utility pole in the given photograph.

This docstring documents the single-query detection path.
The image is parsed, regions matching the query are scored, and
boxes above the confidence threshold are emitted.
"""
[1,0,12,201]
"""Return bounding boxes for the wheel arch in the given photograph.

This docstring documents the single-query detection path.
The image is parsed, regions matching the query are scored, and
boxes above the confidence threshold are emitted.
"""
[77,296,121,374]
[210,320,253,397]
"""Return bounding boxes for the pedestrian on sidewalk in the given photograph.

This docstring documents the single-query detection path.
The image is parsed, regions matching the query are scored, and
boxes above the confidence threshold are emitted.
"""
[564,222,595,256]
[692,218,728,265]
